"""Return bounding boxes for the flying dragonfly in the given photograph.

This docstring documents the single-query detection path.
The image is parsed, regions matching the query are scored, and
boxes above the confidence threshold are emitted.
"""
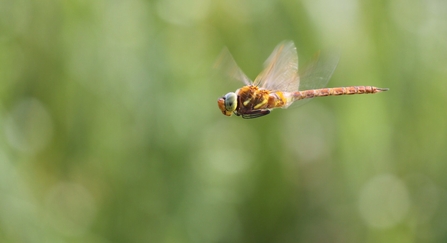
[216,41,389,119]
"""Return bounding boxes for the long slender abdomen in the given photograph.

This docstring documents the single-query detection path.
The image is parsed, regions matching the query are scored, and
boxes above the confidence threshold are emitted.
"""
[293,86,389,101]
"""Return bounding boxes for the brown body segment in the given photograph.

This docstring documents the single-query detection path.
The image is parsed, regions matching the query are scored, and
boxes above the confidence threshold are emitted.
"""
[293,86,389,101]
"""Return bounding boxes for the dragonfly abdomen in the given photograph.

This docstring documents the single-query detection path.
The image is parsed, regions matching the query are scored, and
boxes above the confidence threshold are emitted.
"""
[293,86,389,100]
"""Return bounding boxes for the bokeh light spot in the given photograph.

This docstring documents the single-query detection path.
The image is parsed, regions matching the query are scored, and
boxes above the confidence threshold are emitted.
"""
[4,98,53,154]
[156,0,211,25]
[358,174,410,229]
[45,182,97,236]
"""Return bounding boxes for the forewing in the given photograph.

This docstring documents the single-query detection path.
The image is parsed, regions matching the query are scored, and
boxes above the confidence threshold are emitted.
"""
[253,41,299,92]
[213,47,252,86]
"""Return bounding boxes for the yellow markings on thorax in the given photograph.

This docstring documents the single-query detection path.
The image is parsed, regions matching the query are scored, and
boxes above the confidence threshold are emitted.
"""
[253,97,268,109]
[243,99,251,106]
[237,86,290,111]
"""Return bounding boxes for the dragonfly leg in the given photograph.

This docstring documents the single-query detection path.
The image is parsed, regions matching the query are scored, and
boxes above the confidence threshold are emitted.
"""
[241,109,271,119]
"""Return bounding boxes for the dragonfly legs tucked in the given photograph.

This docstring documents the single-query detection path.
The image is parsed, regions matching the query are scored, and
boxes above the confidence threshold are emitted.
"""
[238,109,271,119]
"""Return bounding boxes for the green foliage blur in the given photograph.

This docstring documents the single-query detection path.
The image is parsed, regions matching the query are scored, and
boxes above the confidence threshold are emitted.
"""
[1,0,447,242]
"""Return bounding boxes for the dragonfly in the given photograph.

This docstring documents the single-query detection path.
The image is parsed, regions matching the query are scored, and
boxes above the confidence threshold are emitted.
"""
[216,41,389,119]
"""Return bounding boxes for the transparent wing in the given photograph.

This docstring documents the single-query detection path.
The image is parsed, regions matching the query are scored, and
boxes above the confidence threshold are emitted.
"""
[290,52,340,107]
[213,47,252,86]
[253,41,299,92]
[299,52,339,91]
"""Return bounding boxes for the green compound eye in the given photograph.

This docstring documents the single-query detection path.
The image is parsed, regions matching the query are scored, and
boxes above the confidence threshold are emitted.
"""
[224,92,237,112]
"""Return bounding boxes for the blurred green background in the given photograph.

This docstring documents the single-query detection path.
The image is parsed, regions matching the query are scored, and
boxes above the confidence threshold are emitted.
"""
[1,0,447,242]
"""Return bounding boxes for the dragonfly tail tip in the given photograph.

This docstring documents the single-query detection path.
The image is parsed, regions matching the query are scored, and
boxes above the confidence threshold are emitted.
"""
[378,87,389,92]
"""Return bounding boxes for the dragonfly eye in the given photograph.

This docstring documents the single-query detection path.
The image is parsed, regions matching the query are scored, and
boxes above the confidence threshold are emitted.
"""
[224,92,237,112]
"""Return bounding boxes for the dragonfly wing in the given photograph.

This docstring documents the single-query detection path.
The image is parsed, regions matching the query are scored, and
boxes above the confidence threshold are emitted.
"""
[214,47,252,86]
[299,52,339,91]
[288,52,340,108]
[253,41,300,92]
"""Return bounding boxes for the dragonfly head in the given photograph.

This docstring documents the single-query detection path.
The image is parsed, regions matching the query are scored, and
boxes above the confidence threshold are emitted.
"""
[217,92,238,116]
